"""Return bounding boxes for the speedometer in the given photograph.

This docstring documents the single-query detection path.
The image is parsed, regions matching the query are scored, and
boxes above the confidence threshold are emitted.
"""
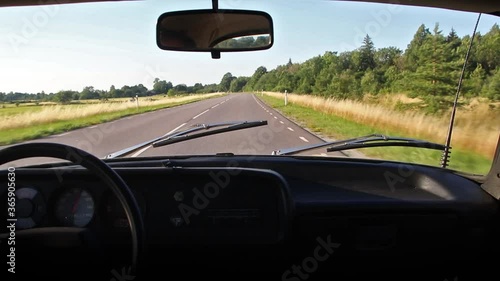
[54,187,95,227]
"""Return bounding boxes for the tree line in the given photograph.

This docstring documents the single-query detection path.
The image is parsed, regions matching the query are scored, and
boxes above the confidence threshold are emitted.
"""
[223,23,500,112]
[2,23,498,109]
[0,80,219,104]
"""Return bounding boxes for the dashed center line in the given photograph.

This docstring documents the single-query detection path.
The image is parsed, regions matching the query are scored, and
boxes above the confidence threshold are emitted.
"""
[131,122,186,158]
[274,116,278,119]
[131,145,152,158]
[211,104,220,109]
[299,136,309,142]
[279,121,284,124]
[192,109,209,119]
[287,127,294,131]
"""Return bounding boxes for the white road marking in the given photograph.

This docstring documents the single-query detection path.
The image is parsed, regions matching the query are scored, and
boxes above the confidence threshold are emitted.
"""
[89,125,97,129]
[164,123,187,136]
[287,127,294,131]
[299,137,309,142]
[279,121,284,124]
[274,116,278,119]
[211,104,220,109]
[270,113,273,115]
[192,109,209,119]
[56,132,69,137]
[126,117,133,120]
[131,122,186,157]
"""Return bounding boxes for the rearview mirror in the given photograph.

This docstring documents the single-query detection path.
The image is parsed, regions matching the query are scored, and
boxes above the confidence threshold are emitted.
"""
[156,9,273,54]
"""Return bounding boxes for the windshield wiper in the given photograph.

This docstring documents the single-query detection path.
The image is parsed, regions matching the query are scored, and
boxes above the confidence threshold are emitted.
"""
[272,134,447,156]
[106,120,267,159]
[152,120,267,147]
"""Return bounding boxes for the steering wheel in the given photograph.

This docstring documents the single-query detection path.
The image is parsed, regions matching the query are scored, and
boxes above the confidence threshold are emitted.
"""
[0,142,145,276]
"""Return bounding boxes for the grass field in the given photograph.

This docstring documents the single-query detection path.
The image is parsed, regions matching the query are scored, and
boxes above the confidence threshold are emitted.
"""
[258,92,496,175]
[0,93,224,145]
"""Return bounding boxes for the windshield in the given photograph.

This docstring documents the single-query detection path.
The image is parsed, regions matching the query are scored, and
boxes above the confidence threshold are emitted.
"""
[0,0,498,175]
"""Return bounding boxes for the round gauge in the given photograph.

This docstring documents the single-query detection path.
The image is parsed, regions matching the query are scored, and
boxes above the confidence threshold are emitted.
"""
[55,187,95,227]
[10,187,46,229]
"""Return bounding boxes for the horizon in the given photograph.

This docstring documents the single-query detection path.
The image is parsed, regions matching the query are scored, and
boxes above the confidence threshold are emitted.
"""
[0,0,498,94]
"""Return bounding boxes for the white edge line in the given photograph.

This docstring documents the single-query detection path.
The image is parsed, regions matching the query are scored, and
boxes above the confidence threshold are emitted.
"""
[56,132,70,137]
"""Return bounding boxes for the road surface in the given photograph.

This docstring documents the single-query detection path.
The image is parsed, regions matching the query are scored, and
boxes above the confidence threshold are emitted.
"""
[1,93,350,168]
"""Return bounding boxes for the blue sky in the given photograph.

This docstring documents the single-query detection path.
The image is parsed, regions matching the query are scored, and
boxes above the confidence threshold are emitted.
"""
[0,0,498,93]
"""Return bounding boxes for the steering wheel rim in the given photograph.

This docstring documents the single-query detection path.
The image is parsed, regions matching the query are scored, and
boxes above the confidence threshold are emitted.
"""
[0,142,145,274]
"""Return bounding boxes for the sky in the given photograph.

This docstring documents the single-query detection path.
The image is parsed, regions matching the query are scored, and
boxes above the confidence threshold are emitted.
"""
[0,0,498,93]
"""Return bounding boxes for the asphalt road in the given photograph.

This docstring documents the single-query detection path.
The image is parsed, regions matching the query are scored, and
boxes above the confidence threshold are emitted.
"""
[1,93,347,168]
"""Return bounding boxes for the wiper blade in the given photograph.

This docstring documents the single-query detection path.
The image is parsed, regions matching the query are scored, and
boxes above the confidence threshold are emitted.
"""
[152,120,267,148]
[272,134,447,156]
[105,120,267,159]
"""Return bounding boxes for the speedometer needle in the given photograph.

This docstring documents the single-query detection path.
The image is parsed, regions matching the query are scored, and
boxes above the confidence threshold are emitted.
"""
[72,190,82,214]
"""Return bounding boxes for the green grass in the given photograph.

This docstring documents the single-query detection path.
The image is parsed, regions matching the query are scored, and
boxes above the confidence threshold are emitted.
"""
[0,104,44,116]
[0,96,222,145]
[259,94,493,175]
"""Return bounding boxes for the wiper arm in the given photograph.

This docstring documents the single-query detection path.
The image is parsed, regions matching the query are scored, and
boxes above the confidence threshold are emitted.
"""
[152,120,267,148]
[272,134,447,156]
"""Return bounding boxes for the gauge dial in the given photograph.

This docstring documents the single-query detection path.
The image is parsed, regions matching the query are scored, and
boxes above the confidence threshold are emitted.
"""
[12,187,46,229]
[55,187,95,227]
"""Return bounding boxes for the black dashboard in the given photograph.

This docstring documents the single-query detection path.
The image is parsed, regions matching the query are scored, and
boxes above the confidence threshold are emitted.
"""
[1,155,499,280]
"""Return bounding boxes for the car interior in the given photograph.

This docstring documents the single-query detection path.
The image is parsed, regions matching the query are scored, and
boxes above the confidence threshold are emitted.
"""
[1,0,499,280]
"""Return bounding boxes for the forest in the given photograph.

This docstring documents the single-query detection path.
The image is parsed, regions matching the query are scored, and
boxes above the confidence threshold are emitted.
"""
[226,23,500,112]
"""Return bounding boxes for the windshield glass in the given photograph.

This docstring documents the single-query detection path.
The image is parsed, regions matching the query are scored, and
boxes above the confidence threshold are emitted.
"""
[0,0,498,175]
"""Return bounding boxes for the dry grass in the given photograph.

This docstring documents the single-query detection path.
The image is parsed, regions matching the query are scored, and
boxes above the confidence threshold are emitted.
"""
[264,92,499,157]
[0,93,222,131]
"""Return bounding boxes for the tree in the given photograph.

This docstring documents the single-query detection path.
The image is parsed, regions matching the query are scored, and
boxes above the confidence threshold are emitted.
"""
[55,91,73,104]
[153,78,173,94]
[174,84,188,93]
[80,86,98,100]
[229,77,249,92]
[483,68,500,100]
[244,66,267,91]
[446,28,461,51]
[358,34,376,72]
[404,24,431,71]
[477,24,500,74]
[361,70,379,94]
[219,72,235,92]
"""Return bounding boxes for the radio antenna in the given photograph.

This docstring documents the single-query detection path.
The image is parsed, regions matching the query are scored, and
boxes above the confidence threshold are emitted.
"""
[441,13,482,168]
